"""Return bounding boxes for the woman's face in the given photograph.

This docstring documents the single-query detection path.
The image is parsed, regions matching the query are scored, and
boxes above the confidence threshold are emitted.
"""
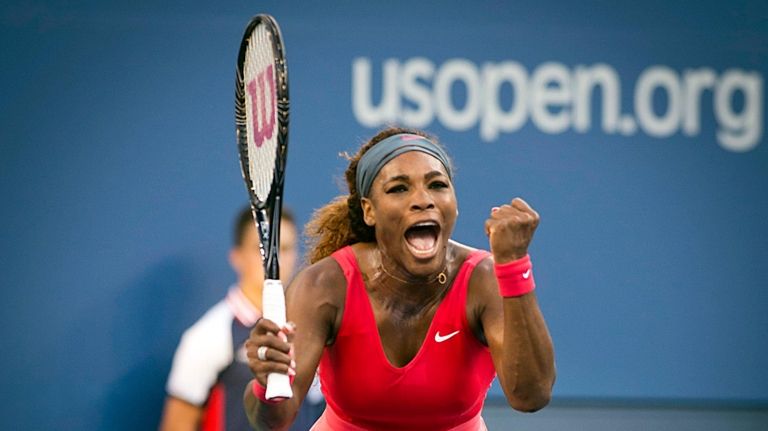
[361,150,457,278]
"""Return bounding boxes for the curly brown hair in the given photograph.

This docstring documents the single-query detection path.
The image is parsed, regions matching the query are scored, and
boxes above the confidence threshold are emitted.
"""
[304,126,448,263]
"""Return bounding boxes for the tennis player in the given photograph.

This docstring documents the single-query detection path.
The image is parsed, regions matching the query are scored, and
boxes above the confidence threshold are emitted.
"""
[245,127,555,430]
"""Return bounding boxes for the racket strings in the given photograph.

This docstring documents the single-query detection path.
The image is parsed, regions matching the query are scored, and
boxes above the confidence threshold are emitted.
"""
[243,25,279,202]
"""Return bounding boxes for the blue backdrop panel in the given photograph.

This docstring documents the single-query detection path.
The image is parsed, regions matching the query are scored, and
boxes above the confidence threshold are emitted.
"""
[1,1,766,429]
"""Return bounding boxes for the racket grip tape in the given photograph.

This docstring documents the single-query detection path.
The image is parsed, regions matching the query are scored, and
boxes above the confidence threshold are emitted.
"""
[262,279,293,400]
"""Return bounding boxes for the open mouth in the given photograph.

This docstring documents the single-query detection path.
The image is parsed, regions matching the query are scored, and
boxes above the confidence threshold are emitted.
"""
[404,221,441,258]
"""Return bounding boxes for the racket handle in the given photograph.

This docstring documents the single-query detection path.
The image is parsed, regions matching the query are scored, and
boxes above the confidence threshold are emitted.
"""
[266,372,292,400]
[262,279,293,400]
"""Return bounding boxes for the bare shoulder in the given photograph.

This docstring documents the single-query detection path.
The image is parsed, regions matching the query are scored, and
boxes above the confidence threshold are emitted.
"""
[443,240,470,265]
[467,251,498,299]
[287,255,347,307]
[450,241,497,302]
[285,254,348,345]
[449,240,493,282]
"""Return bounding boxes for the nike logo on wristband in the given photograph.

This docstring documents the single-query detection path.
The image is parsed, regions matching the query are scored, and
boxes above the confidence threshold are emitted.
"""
[522,269,532,279]
[435,330,460,343]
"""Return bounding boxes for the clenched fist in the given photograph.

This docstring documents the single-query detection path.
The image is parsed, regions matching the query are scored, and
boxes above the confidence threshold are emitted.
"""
[484,198,540,264]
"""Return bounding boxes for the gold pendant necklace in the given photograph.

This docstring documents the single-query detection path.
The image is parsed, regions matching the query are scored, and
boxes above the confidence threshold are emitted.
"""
[379,263,448,285]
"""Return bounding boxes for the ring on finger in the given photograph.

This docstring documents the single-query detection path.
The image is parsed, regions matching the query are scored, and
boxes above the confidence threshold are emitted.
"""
[257,345,268,361]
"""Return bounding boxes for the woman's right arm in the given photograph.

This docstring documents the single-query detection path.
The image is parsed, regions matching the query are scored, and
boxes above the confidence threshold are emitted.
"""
[244,258,345,430]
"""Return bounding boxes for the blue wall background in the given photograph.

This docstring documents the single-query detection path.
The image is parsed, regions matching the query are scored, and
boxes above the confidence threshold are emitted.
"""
[1,1,766,429]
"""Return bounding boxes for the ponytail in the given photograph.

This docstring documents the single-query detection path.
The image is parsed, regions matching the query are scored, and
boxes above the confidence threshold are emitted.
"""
[305,194,374,264]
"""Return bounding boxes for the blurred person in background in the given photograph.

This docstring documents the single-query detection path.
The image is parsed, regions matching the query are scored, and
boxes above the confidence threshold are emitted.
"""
[160,206,324,431]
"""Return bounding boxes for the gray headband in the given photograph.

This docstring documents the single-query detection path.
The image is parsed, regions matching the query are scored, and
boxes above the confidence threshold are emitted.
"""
[355,133,453,198]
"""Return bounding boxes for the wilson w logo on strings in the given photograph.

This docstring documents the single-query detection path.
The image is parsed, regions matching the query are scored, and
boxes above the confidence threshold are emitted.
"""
[247,64,276,147]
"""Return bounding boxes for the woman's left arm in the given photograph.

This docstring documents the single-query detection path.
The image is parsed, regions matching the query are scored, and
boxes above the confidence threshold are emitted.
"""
[472,197,555,412]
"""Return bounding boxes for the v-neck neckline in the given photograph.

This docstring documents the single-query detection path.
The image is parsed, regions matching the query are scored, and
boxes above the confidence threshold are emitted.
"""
[351,255,457,371]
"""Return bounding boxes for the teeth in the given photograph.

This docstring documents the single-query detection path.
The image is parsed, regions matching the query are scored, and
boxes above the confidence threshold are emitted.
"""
[412,221,437,228]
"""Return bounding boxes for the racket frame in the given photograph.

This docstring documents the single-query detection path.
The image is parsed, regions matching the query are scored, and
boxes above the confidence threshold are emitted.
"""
[235,14,290,282]
[234,14,293,401]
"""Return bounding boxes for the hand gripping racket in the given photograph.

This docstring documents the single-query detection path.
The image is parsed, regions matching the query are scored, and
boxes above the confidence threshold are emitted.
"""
[235,14,292,400]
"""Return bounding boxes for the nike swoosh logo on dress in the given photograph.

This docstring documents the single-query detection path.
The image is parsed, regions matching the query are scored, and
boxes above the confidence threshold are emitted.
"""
[434,330,460,343]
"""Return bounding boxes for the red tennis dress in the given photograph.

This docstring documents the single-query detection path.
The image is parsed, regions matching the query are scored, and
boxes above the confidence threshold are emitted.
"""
[312,246,497,430]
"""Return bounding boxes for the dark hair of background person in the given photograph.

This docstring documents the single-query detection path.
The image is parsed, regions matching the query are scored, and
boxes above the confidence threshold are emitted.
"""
[234,206,296,246]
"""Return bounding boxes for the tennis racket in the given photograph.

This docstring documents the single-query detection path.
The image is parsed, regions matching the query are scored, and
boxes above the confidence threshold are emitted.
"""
[235,14,292,400]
